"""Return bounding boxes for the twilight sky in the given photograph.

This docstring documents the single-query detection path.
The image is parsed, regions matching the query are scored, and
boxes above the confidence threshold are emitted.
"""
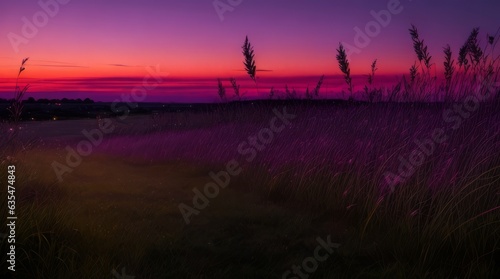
[1,0,499,102]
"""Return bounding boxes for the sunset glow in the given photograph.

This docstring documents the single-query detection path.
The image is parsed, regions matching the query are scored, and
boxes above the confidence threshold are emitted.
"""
[1,0,499,101]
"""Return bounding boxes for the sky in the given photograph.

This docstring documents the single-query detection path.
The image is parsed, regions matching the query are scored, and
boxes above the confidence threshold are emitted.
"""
[0,0,499,102]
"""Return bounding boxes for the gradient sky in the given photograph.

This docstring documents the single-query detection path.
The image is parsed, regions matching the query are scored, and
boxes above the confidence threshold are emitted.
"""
[1,0,499,102]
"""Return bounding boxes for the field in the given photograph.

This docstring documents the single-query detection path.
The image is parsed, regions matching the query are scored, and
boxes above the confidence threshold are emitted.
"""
[1,99,499,278]
[1,20,500,279]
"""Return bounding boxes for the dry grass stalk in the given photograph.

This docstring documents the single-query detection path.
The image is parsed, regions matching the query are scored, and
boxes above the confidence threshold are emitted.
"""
[313,75,325,98]
[8,57,30,123]
[230,77,241,100]
[217,78,226,101]
[443,45,455,95]
[364,60,379,102]
[336,43,353,100]
[242,36,256,82]
[242,36,259,95]
[409,25,432,70]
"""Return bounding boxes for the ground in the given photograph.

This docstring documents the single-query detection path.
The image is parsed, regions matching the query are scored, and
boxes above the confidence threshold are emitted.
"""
[1,101,499,278]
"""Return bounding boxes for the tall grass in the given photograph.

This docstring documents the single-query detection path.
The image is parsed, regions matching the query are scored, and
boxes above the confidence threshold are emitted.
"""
[398,26,499,102]
[409,24,432,71]
[407,25,437,101]
[443,44,455,101]
[336,43,354,100]
[213,26,499,103]
[364,59,380,102]
[83,99,500,277]
[229,77,241,101]
[217,78,226,101]
[1,58,30,161]
[242,36,258,94]
[4,25,500,278]
[305,75,325,100]
[451,27,500,101]
[313,75,325,98]
[10,98,500,277]
[9,58,30,123]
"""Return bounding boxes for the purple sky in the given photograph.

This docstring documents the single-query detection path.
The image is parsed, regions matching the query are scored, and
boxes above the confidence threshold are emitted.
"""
[0,0,499,102]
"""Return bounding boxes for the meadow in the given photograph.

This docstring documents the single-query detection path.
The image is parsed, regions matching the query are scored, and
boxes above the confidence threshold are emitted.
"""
[0,27,500,278]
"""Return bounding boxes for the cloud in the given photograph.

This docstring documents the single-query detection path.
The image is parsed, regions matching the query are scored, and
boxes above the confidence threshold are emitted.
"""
[108,64,131,67]
[30,59,88,68]
[108,64,144,67]
[33,64,88,68]
[232,69,274,72]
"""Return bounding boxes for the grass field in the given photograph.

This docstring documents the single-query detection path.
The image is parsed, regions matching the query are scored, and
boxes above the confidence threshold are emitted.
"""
[1,22,499,279]
[1,99,499,278]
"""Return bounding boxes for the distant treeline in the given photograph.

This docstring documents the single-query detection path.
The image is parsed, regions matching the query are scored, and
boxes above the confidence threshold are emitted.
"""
[0,97,95,104]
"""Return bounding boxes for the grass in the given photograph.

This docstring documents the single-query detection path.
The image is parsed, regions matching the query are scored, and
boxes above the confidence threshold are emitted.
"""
[2,99,499,278]
[217,78,226,102]
[1,26,500,278]
[242,36,258,87]
[336,43,354,100]
[1,58,30,162]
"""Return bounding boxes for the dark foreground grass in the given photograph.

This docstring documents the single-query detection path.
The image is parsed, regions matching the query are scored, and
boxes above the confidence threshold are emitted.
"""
[0,151,346,279]
[1,100,500,278]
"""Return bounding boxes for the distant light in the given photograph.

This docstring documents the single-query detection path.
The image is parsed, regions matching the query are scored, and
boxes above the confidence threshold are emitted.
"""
[52,117,57,121]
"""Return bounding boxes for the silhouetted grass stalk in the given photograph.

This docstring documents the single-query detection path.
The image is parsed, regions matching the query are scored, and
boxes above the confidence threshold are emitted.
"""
[230,77,241,101]
[364,60,379,102]
[2,58,30,160]
[9,58,30,123]
[443,45,455,102]
[336,43,353,100]
[217,78,226,102]
[409,25,436,101]
[242,36,259,95]
[313,75,325,98]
